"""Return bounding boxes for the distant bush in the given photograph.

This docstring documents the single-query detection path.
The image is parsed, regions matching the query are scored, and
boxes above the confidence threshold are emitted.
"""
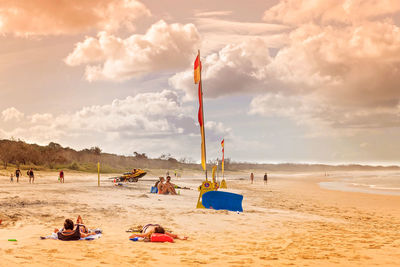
[69,162,79,170]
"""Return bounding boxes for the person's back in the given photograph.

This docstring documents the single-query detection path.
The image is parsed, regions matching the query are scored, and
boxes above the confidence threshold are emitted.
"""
[59,170,64,183]
[29,169,34,183]
[57,219,81,241]
[15,169,21,183]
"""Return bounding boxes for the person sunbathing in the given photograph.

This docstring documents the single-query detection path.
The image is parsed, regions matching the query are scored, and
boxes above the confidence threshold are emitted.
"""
[54,215,96,240]
[129,224,187,240]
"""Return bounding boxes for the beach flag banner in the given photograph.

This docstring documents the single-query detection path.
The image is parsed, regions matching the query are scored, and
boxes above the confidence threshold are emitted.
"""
[196,180,215,208]
[195,50,212,208]
[195,51,207,175]
[194,54,201,84]
[220,139,227,189]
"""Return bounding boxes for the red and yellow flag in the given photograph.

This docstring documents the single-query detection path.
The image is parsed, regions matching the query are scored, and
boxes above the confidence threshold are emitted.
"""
[195,52,206,171]
[221,139,224,176]
[194,54,201,84]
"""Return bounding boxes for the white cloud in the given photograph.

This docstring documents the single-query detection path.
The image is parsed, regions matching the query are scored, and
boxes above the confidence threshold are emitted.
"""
[30,113,53,123]
[65,20,201,81]
[194,16,290,53]
[0,90,230,158]
[169,38,275,99]
[1,107,24,122]
[194,10,233,17]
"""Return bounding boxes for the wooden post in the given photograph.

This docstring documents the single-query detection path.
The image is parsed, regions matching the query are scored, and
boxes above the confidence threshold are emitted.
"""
[97,162,100,187]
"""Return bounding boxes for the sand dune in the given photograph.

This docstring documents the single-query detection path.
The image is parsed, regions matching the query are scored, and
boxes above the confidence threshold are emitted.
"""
[0,171,399,266]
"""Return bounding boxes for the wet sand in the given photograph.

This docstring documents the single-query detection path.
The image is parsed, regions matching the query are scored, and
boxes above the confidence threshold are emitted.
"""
[0,171,399,266]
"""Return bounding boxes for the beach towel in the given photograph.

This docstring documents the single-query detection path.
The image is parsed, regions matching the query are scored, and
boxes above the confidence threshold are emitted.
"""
[41,229,102,241]
[129,233,174,243]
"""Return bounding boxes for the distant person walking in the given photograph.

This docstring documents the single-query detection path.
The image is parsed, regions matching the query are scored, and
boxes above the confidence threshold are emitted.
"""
[250,173,254,184]
[29,168,34,184]
[59,170,64,183]
[264,173,268,185]
[15,168,21,183]
[10,173,14,183]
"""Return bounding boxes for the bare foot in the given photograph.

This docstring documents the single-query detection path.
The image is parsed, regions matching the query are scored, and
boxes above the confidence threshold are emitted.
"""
[76,215,83,224]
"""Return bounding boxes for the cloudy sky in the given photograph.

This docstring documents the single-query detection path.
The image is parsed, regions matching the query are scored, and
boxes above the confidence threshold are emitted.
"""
[1,0,400,165]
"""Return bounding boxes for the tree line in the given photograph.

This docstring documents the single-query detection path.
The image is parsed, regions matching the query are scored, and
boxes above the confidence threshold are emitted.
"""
[0,139,398,173]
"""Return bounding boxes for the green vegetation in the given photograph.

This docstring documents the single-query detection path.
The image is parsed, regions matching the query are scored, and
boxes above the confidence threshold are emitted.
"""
[0,139,199,173]
[0,139,398,174]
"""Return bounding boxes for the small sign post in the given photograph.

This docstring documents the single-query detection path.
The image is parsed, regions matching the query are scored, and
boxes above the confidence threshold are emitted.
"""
[97,162,100,187]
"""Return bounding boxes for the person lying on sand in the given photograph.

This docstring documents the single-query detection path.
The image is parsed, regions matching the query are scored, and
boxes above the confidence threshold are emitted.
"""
[157,177,177,195]
[129,224,188,240]
[54,215,97,240]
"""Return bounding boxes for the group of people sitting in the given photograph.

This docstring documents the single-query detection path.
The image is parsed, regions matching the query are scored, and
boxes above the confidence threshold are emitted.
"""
[155,176,178,195]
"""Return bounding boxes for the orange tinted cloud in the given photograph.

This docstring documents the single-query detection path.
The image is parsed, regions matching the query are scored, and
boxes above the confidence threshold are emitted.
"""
[172,0,400,131]
[263,0,400,25]
[65,20,200,81]
[0,0,150,36]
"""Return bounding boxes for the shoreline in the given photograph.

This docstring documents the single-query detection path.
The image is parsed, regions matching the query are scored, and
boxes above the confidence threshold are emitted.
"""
[319,181,400,196]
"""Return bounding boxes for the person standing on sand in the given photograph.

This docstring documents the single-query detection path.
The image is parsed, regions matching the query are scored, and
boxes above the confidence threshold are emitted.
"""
[29,168,34,184]
[15,168,21,183]
[250,173,254,184]
[264,173,268,185]
[59,170,64,183]
[10,173,14,183]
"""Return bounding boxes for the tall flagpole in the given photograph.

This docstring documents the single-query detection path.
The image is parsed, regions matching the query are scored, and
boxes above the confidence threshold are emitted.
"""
[198,49,208,180]
[222,139,225,180]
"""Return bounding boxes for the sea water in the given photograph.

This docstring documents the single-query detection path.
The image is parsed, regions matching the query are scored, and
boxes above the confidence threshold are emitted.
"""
[319,172,400,196]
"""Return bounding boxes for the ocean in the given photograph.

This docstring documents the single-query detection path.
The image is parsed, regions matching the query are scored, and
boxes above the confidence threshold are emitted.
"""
[319,172,400,196]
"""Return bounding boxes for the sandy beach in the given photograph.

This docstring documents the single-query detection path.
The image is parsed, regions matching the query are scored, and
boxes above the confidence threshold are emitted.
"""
[0,170,399,266]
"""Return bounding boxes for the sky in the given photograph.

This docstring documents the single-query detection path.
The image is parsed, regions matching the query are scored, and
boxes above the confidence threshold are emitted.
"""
[1,0,400,165]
